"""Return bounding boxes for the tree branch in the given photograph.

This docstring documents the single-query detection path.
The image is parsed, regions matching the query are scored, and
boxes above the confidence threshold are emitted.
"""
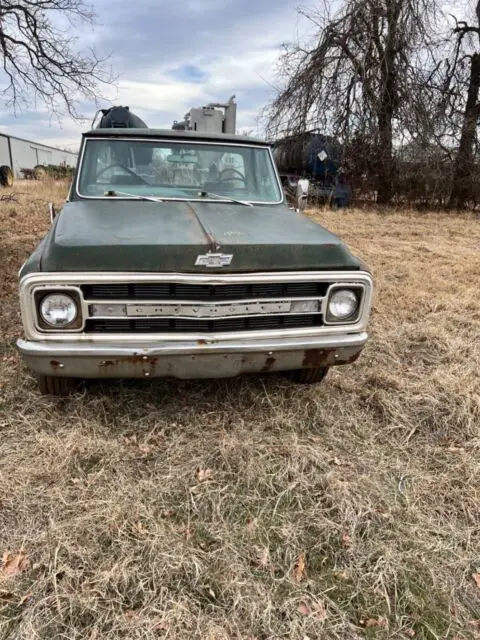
[0,0,115,117]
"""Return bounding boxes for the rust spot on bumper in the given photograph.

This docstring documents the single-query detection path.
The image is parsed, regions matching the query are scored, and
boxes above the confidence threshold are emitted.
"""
[98,355,158,369]
[302,347,361,368]
[99,359,117,368]
[302,348,334,368]
[261,356,276,372]
[130,355,158,365]
[343,351,362,365]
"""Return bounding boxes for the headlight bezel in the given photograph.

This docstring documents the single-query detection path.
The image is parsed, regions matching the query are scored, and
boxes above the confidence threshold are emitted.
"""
[34,288,84,331]
[324,284,365,325]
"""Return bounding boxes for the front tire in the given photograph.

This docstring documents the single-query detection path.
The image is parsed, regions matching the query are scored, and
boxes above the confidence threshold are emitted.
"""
[37,375,75,396]
[0,165,14,187]
[288,367,329,384]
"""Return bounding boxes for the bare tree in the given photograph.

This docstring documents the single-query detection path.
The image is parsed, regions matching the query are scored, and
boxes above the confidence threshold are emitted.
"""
[447,1,480,208]
[266,0,442,205]
[0,0,113,117]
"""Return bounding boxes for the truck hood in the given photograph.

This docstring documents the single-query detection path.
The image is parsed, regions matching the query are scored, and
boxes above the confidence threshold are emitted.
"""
[37,199,363,273]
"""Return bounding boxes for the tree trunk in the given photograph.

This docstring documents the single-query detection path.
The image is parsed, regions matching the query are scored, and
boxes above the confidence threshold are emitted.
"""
[376,0,399,206]
[450,54,480,209]
[377,107,394,204]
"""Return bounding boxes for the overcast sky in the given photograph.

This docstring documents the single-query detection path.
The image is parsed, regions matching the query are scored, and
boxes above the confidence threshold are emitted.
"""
[0,0,317,151]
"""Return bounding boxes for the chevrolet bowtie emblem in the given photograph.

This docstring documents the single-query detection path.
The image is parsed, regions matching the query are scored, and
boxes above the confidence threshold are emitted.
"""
[195,253,233,267]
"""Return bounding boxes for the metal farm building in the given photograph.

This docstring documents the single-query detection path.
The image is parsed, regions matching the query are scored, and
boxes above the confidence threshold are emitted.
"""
[0,133,78,180]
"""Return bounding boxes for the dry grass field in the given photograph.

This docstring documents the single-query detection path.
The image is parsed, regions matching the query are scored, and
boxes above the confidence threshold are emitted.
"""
[0,181,479,639]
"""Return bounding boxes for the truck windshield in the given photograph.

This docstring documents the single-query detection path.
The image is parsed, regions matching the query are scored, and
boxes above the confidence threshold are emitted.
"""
[77,139,283,204]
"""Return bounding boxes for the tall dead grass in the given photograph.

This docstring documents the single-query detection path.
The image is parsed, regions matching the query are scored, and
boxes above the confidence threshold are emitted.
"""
[0,183,479,639]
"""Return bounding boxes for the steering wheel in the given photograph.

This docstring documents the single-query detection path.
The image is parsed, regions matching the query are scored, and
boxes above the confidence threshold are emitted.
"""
[218,168,246,184]
[95,163,149,184]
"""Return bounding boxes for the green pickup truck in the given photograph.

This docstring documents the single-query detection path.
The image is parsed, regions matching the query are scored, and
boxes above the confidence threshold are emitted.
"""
[17,109,373,395]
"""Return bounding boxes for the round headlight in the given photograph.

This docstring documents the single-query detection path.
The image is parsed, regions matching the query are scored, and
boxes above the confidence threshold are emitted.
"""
[328,289,359,321]
[40,293,78,327]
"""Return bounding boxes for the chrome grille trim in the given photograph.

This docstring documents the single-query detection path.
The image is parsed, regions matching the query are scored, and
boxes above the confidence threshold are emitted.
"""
[19,271,373,342]
[88,297,324,320]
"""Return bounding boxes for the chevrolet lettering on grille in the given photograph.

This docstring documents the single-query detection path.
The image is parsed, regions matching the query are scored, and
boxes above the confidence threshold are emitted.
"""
[195,253,233,267]
[123,299,313,319]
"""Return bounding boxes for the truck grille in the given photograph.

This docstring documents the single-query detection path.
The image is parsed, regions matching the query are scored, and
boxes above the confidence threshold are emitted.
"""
[86,315,323,334]
[81,281,329,301]
[68,277,349,334]
[26,271,371,341]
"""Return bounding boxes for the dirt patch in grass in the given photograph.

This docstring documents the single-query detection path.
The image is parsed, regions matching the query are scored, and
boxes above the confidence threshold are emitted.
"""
[1,186,479,639]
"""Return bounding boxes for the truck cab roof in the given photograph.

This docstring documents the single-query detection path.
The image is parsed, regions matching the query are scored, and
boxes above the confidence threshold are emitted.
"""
[83,128,267,146]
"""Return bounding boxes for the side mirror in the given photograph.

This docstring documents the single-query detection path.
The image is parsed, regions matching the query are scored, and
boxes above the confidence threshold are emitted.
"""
[48,202,56,223]
[296,179,309,211]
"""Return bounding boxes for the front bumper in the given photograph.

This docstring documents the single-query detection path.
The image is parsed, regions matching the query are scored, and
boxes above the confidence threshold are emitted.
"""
[16,332,368,380]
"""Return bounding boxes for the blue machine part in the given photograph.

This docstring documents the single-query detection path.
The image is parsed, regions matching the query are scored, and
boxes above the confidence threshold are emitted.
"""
[272,133,351,207]
[304,135,342,178]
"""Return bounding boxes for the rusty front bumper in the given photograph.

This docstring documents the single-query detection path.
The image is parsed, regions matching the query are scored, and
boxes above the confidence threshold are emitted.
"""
[16,333,368,380]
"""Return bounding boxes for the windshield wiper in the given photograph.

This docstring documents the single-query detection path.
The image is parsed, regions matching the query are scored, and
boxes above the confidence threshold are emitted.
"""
[103,189,253,207]
[104,190,164,202]
[197,191,253,207]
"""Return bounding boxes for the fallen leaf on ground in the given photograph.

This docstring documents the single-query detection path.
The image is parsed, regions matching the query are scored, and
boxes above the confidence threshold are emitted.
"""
[255,547,270,568]
[472,573,480,588]
[298,601,327,620]
[1,551,29,580]
[18,591,33,606]
[341,532,352,548]
[335,570,351,581]
[360,617,386,628]
[179,526,193,540]
[293,552,306,582]
[134,521,148,536]
[139,444,152,455]
[247,518,257,534]
[196,468,213,482]
[124,609,138,619]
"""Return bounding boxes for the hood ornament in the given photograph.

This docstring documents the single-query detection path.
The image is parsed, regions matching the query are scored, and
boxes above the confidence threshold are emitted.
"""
[195,253,233,268]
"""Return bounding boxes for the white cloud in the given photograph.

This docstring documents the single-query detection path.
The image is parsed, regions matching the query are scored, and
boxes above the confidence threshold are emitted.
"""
[114,80,207,125]
[207,49,280,91]
[185,0,230,12]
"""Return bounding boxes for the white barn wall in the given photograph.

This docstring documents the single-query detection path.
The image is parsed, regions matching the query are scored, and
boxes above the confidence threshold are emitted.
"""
[0,137,10,167]
[0,134,78,178]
